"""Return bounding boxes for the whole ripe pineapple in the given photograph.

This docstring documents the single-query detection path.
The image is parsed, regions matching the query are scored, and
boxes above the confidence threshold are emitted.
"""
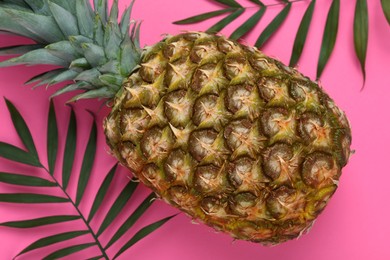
[0,0,351,244]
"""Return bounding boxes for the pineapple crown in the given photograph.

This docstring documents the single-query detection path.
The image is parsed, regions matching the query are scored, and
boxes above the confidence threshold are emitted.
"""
[0,0,142,101]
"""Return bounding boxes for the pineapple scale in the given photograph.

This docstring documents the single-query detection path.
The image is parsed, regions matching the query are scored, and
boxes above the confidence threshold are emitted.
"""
[104,32,352,244]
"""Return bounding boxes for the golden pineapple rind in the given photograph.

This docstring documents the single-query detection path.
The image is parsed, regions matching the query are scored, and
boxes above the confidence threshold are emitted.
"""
[104,32,352,244]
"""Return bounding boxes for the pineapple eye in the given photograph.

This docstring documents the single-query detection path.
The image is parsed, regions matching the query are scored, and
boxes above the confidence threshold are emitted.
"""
[217,37,239,53]
[200,196,228,218]
[164,149,193,184]
[260,108,289,137]
[224,119,252,150]
[194,165,224,193]
[298,113,325,142]
[164,90,193,127]
[140,54,166,83]
[227,157,253,188]
[140,127,173,163]
[120,109,150,143]
[266,186,299,220]
[229,192,257,217]
[168,185,198,212]
[141,163,168,192]
[227,157,266,191]
[119,142,145,173]
[225,84,262,120]
[224,55,247,80]
[262,143,294,180]
[188,129,218,162]
[301,152,340,188]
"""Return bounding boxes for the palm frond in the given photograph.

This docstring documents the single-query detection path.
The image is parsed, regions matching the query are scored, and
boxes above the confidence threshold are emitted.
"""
[0,99,175,259]
[316,0,340,79]
[173,0,382,86]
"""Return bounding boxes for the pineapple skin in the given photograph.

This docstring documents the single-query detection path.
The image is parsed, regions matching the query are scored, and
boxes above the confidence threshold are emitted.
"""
[104,32,351,244]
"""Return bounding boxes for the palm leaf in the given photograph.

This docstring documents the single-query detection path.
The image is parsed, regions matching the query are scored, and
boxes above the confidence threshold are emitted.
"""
[62,107,77,190]
[381,0,390,25]
[87,164,117,222]
[17,230,90,257]
[0,98,175,259]
[96,179,139,236]
[75,116,97,206]
[47,100,58,175]
[4,98,39,159]
[43,242,96,260]
[354,0,368,85]
[113,215,176,259]
[289,0,316,67]
[0,142,41,167]
[104,193,156,249]
[0,215,80,228]
[215,0,242,8]
[0,193,68,203]
[173,8,236,24]
[0,172,56,187]
[316,0,340,79]
[255,2,291,48]
[206,8,245,34]
[230,7,266,41]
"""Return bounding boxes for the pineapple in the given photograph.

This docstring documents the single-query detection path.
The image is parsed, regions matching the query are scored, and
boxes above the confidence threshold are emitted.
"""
[0,0,351,244]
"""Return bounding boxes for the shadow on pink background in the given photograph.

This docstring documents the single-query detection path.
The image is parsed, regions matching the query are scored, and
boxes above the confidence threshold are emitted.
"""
[0,0,389,259]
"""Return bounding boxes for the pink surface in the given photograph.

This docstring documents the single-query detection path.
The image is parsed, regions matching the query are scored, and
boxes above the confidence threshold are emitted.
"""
[0,0,389,259]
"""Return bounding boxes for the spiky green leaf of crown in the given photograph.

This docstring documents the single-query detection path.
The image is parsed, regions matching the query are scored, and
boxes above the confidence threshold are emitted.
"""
[0,0,141,101]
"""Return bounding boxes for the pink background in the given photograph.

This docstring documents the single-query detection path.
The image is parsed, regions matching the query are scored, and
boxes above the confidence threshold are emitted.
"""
[0,0,390,259]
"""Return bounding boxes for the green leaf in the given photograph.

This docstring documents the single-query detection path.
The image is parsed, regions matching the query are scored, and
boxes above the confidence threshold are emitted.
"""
[0,193,68,203]
[25,69,67,85]
[173,8,235,24]
[289,0,316,67]
[119,1,135,36]
[215,0,242,8]
[75,118,97,206]
[43,242,96,260]
[75,0,94,39]
[94,0,108,24]
[87,164,117,222]
[0,8,64,43]
[255,3,291,48]
[354,0,368,84]
[48,69,79,86]
[0,48,70,68]
[248,0,264,6]
[381,0,390,25]
[317,0,340,79]
[0,142,41,167]
[0,172,56,187]
[96,180,139,236]
[45,41,80,63]
[48,2,79,37]
[17,230,89,257]
[87,256,103,260]
[0,44,43,55]
[62,108,77,190]
[0,215,80,228]
[5,98,38,158]
[230,7,266,41]
[82,43,107,67]
[70,87,116,101]
[206,8,245,34]
[47,100,58,175]
[113,215,176,259]
[105,193,156,249]
[109,0,119,22]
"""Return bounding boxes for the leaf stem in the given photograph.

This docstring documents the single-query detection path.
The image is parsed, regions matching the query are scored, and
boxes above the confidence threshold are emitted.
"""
[243,0,308,9]
[42,167,109,260]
